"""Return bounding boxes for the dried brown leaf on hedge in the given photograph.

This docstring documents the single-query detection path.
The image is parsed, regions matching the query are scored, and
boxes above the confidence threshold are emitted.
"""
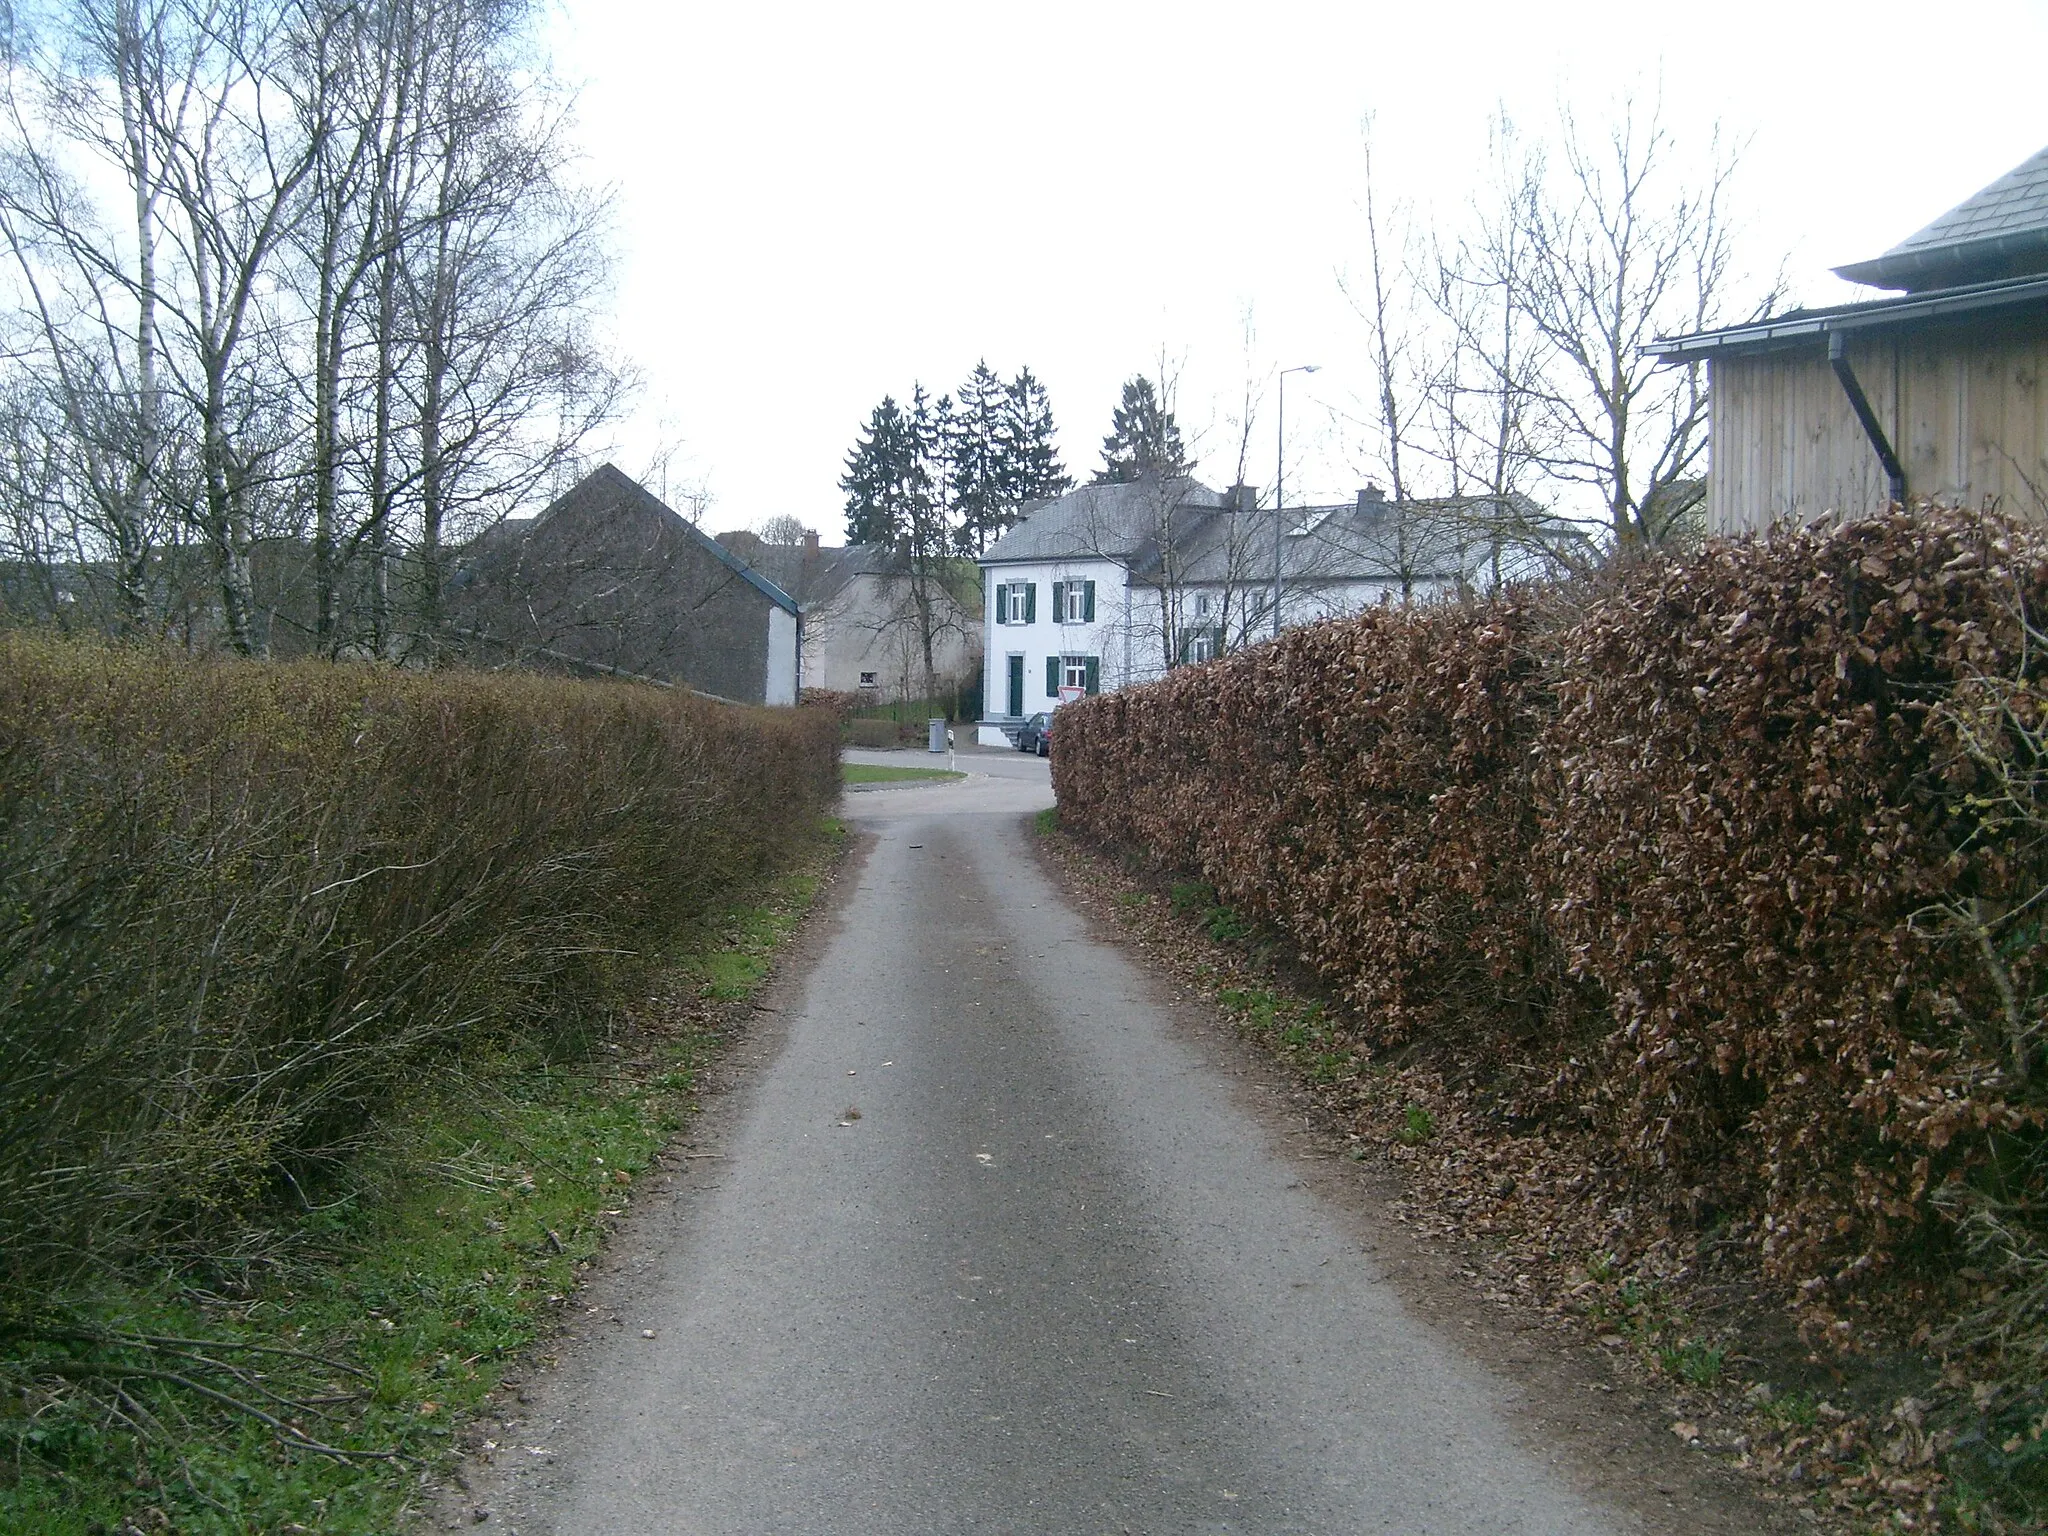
[1053,508,2048,1367]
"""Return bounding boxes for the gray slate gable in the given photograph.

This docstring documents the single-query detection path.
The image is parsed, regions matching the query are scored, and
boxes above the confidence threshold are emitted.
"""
[980,478,1226,564]
[448,463,794,703]
[544,465,797,613]
[1835,143,2048,291]
[979,478,1495,586]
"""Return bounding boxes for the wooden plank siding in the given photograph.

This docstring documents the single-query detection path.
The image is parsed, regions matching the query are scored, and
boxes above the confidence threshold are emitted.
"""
[1707,322,2048,534]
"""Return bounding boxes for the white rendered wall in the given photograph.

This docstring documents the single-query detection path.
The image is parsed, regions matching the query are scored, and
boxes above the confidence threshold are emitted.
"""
[764,606,799,706]
[981,557,1131,719]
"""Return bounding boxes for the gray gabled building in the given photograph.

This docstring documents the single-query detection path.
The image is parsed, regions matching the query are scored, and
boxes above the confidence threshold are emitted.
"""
[449,464,800,705]
[715,530,980,702]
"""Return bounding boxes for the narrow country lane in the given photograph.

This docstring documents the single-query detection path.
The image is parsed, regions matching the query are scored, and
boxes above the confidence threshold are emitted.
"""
[477,749,1628,1535]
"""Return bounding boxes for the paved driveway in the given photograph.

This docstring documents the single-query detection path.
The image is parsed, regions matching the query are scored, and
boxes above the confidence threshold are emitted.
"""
[473,753,1625,1534]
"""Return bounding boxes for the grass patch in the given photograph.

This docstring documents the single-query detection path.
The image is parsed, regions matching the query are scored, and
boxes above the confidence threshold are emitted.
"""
[1216,988,1362,1087]
[1396,1103,1437,1146]
[1034,807,1059,836]
[840,763,964,785]
[0,821,843,1536]
[1658,1339,1726,1387]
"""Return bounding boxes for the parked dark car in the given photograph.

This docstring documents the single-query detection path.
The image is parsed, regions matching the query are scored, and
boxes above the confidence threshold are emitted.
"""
[1015,711,1053,756]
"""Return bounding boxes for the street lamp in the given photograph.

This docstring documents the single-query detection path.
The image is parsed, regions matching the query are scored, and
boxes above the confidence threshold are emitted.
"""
[1274,364,1320,637]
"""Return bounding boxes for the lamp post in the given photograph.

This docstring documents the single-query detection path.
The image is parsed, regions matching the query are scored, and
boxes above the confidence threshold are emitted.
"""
[1274,364,1319,638]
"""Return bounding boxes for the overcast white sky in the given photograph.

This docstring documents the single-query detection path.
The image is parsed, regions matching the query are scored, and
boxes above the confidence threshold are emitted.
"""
[545,0,2048,538]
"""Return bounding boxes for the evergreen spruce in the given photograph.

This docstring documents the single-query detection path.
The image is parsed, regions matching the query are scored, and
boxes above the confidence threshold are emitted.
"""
[840,395,917,546]
[1003,366,1071,508]
[1093,375,1190,484]
[844,365,1069,557]
[948,361,1008,555]
[903,384,954,560]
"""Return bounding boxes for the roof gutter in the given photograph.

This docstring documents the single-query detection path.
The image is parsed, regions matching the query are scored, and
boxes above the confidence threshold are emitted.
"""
[1646,272,2048,361]
[1833,229,2048,290]
[1827,332,1906,506]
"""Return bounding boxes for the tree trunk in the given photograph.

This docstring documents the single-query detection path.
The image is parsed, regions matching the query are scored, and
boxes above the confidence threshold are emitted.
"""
[114,0,159,634]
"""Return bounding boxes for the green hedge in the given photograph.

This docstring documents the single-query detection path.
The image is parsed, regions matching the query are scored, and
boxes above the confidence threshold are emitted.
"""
[0,638,837,1300]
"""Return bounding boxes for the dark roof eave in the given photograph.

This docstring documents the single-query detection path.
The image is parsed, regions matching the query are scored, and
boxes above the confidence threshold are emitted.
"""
[1647,273,2048,361]
[978,551,1139,567]
[1833,228,2048,290]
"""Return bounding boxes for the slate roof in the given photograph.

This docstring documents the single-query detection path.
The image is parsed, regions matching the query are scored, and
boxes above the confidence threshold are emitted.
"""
[1147,498,1488,586]
[1649,269,2048,359]
[979,478,1226,564]
[715,534,909,610]
[1835,143,2048,291]
[980,478,1498,585]
[519,465,797,612]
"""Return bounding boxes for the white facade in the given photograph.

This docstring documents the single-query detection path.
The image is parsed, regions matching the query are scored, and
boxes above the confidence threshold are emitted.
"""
[765,605,799,706]
[974,557,1432,745]
[974,480,1478,744]
[977,556,1131,744]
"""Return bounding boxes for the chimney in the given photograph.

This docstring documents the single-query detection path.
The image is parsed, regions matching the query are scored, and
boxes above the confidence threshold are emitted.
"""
[1226,483,1259,513]
[803,530,820,556]
[1357,484,1386,512]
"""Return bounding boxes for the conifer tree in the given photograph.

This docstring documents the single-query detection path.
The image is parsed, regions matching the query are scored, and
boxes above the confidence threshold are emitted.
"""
[903,384,954,560]
[948,360,1008,555]
[840,395,916,545]
[1093,374,1190,484]
[1003,366,1071,506]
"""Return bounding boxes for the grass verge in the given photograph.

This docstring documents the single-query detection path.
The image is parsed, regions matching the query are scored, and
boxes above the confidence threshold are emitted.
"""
[0,818,846,1536]
[840,763,964,785]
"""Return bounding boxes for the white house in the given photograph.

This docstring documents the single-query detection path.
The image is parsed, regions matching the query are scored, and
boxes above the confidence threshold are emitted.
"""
[975,476,1480,745]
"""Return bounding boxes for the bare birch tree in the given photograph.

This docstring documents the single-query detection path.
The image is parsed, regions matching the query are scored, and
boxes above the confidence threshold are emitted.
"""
[1510,97,1775,551]
[0,0,624,654]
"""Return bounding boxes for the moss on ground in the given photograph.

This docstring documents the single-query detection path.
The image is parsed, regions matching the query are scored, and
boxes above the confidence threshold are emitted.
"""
[840,763,964,785]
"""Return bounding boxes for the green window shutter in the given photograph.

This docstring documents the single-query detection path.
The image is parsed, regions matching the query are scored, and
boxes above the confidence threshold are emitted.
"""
[1046,655,1060,697]
[995,584,1007,623]
[1024,582,1037,623]
[1083,580,1096,622]
[1051,580,1064,621]
[1084,656,1100,695]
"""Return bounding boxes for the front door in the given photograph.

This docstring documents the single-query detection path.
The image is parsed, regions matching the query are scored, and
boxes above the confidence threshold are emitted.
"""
[1006,654,1024,718]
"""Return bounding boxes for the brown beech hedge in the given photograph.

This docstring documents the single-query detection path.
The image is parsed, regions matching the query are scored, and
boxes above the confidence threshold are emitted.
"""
[1053,508,2048,1334]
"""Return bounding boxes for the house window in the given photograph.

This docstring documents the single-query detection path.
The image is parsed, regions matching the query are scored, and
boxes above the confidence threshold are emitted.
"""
[1047,653,1101,697]
[1179,624,1223,665]
[996,580,1036,624]
[1193,592,1211,619]
[1053,578,1095,623]
[858,671,878,688]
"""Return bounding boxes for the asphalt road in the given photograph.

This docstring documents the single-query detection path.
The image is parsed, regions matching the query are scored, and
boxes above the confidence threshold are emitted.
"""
[490,751,1626,1534]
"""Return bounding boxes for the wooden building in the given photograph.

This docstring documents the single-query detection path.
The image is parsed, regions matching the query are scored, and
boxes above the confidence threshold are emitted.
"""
[1652,145,2048,535]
